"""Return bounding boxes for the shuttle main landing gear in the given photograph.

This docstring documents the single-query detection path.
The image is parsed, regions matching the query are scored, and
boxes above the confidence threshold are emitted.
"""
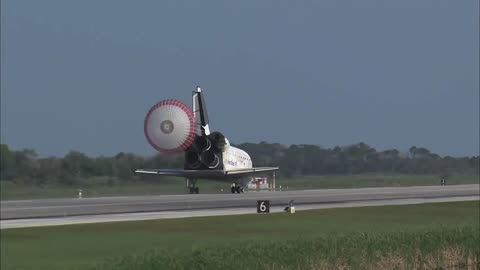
[187,179,199,194]
[230,184,244,194]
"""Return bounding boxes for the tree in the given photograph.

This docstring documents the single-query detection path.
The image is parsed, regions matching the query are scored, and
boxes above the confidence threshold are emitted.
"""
[0,144,15,179]
[0,142,478,186]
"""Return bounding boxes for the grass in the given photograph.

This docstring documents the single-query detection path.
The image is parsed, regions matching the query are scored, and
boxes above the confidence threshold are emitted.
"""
[276,173,479,190]
[0,177,227,200]
[89,227,480,270]
[1,201,479,270]
[1,173,478,200]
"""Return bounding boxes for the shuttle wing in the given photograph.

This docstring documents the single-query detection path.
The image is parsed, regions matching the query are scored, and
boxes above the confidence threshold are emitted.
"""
[135,169,226,178]
[135,167,279,179]
[224,167,279,175]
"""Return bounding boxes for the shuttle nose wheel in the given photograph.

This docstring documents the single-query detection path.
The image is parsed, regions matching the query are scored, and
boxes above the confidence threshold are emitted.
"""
[187,179,199,194]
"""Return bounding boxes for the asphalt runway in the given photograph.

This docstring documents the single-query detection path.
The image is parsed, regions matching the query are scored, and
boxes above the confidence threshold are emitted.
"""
[1,185,478,222]
[2,195,478,229]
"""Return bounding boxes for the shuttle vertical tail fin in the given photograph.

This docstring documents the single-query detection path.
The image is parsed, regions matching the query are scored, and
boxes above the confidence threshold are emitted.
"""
[192,86,210,135]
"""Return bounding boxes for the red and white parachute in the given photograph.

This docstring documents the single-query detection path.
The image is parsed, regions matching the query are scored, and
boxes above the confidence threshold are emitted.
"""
[143,99,196,153]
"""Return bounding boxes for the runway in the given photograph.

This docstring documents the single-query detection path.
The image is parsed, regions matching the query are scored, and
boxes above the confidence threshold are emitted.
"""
[1,195,478,229]
[1,184,478,227]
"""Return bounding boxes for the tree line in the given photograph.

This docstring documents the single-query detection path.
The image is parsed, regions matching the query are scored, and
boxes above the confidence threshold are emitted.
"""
[1,142,478,186]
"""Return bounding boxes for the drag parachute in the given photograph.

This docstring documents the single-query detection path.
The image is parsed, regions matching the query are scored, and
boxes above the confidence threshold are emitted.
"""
[143,99,196,153]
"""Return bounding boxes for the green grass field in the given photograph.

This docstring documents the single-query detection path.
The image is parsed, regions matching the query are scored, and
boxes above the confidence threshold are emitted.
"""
[276,173,479,190]
[1,201,479,270]
[1,173,478,200]
[0,177,228,200]
[90,227,479,270]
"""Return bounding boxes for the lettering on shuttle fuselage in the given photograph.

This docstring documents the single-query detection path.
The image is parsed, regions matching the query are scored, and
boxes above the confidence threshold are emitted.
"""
[226,160,238,166]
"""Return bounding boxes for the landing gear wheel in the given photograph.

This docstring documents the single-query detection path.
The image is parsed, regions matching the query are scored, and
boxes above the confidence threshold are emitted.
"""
[235,186,241,193]
[231,186,236,193]
[187,179,198,194]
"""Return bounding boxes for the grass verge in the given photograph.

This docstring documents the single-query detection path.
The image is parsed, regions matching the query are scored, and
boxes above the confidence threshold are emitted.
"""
[88,226,480,270]
[1,173,478,200]
[1,201,479,270]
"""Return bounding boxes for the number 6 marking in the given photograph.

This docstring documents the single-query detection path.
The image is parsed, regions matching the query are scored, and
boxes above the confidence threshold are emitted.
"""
[260,201,266,212]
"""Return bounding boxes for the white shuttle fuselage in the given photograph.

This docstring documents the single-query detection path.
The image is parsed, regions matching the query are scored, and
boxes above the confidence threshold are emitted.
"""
[221,144,253,171]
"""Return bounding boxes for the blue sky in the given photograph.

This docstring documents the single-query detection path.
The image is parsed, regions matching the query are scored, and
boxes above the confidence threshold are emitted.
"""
[1,1,478,157]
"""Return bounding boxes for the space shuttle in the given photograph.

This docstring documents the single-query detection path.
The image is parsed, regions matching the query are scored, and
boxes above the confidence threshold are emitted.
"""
[135,86,278,194]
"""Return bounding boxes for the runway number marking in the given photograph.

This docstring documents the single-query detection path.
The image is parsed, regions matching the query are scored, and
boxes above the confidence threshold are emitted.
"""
[257,200,270,213]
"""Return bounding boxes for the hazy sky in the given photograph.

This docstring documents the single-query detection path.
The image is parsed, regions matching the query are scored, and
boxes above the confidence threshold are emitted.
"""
[1,1,479,157]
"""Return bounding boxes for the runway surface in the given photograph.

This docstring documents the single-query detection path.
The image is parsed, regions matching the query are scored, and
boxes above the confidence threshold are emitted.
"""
[1,195,478,229]
[1,184,478,222]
